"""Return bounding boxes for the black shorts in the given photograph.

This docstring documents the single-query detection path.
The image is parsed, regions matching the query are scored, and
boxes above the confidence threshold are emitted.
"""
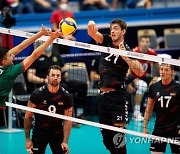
[99,91,128,125]
[150,133,180,153]
[32,130,65,154]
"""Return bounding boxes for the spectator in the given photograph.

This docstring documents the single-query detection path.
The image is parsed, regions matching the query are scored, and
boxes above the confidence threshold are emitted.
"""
[126,0,152,8]
[128,35,159,121]
[111,0,152,9]
[33,0,57,13]
[8,0,34,14]
[80,0,109,11]
[50,0,75,55]
[111,0,126,10]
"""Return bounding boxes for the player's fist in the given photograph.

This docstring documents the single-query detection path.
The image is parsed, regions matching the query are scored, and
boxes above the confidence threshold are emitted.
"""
[87,20,98,37]
[119,42,125,50]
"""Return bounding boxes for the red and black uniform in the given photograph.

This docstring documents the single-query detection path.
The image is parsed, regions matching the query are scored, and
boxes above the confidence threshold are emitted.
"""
[30,85,73,154]
[148,80,180,153]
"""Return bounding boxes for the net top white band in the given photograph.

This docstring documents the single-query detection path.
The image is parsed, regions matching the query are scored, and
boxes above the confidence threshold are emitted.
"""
[1,27,180,66]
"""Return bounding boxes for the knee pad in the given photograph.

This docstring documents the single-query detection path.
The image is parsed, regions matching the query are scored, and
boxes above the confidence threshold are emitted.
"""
[135,80,148,95]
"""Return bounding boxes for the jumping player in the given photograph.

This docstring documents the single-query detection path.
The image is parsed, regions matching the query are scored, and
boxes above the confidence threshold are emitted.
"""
[143,63,180,154]
[87,19,144,154]
[0,26,62,109]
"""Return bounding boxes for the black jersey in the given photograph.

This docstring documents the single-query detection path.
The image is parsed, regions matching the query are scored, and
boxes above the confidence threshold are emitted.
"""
[31,54,64,79]
[30,85,73,134]
[148,80,180,135]
[99,34,131,90]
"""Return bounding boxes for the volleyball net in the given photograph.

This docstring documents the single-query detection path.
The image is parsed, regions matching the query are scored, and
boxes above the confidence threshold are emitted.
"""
[0,27,180,147]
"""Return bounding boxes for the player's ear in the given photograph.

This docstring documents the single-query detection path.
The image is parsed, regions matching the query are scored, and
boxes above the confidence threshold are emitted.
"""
[2,59,6,66]
[122,29,126,36]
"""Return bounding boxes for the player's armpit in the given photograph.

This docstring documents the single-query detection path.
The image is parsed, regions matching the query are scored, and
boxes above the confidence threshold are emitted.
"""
[25,101,36,118]
[64,107,73,117]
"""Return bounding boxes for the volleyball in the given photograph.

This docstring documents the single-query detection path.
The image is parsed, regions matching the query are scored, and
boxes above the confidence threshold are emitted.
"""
[59,17,77,35]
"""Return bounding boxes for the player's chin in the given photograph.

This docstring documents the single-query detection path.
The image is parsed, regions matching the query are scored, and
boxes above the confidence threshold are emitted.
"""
[51,81,59,87]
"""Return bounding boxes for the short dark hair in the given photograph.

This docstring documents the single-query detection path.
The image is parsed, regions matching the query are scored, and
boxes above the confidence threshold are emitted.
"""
[0,47,9,60]
[110,19,127,30]
[139,35,150,40]
[160,63,174,70]
[47,65,61,75]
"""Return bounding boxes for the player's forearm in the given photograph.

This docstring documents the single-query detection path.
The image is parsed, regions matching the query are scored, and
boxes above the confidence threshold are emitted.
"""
[91,31,104,44]
[24,117,32,140]
[143,110,151,128]
[23,37,54,71]
[63,120,72,143]
[143,99,154,128]
[11,31,43,56]
[123,57,145,77]
[28,73,45,84]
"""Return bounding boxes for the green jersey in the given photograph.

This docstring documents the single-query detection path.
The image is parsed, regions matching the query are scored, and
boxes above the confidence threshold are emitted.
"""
[0,62,24,107]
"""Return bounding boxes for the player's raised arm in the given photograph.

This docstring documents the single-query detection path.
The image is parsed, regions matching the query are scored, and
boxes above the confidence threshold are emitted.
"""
[9,26,50,56]
[23,30,62,71]
[119,42,145,77]
[87,20,104,44]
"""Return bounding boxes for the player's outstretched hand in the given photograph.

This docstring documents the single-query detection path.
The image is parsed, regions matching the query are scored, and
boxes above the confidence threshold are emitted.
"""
[40,25,51,36]
[87,20,98,37]
[49,29,62,40]
[61,142,69,154]
[119,42,125,51]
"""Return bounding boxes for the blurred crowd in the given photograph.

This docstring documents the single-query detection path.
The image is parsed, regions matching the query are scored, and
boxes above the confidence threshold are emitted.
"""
[0,0,153,15]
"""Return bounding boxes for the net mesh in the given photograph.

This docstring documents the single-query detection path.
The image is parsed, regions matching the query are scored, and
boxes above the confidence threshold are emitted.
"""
[0,28,180,154]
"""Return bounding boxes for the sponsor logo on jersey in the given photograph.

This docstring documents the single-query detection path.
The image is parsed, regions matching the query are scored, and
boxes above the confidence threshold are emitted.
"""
[156,92,160,96]
[170,92,176,96]
[58,102,64,105]
[43,100,47,104]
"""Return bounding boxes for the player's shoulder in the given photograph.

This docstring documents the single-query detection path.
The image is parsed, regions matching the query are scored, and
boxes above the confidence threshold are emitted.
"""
[132,46,140,52]
[60,86,70,95]
[150,80,161,89]
[173,80,180,86]
[32,85,46,95]
[148,48,157,55]
[124,42,131,51]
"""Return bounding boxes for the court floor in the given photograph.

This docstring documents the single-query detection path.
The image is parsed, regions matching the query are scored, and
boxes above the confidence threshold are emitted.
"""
[0,116,172,154]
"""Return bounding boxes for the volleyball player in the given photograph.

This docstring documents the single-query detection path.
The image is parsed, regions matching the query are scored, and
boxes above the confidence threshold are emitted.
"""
[143,63,180,154]
[88,19,144,154]
[0,26,62,109]
[24,65,73,154]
